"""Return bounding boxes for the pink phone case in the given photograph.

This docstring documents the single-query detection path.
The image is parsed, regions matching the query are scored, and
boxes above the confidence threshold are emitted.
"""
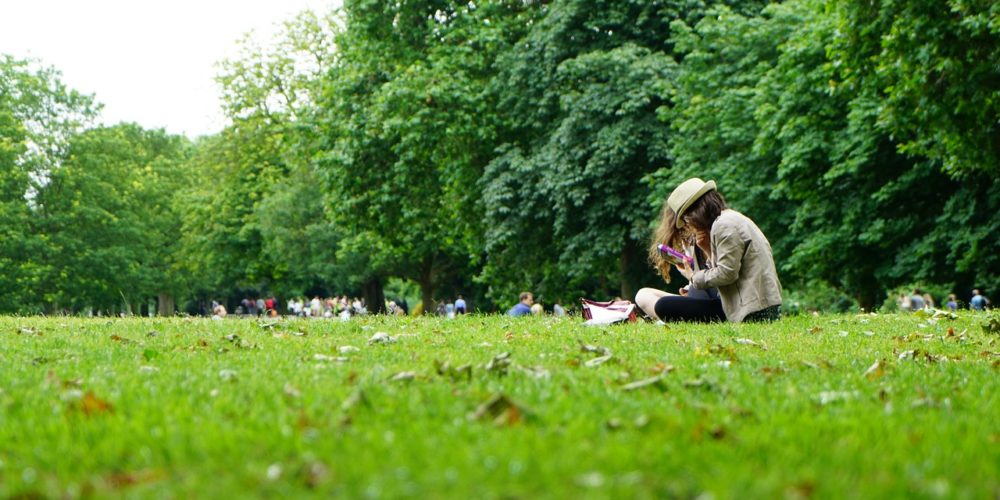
[657,244,693,265]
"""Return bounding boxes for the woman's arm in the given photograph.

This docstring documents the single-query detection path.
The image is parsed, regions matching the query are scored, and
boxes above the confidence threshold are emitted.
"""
[691,221,744,289]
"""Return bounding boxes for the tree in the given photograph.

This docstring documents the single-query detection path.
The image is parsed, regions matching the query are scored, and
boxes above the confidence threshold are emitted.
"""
[177,9,340,308]
[34,124,192,314]
[666,0,998,309]
[480,0,771,306]
[0,55,97,313]
[316,0,533,312]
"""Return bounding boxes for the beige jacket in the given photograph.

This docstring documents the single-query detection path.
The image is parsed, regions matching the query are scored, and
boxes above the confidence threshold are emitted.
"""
[690,209,782,322]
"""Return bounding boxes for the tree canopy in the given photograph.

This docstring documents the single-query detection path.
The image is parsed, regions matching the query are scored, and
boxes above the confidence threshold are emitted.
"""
[2,0,997,315]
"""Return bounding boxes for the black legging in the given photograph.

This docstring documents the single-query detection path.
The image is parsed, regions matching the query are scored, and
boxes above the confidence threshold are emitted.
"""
[654,295,725,322]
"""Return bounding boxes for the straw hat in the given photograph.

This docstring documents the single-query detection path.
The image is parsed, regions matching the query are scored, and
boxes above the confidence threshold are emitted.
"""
[667,178,717,228]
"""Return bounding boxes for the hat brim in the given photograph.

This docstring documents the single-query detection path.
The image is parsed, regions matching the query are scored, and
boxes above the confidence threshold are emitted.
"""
[674,180,717,228]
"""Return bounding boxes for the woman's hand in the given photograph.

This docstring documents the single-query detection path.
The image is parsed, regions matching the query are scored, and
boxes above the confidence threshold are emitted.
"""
[675,260,694,280]
[695,230,711,256]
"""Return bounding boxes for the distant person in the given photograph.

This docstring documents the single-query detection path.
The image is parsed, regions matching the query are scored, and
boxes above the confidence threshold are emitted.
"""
[552,303,566,316]
[970,289,990,311]
[530,303,543,316]
[922,292,935,309]
[897,294,911,312]
[508,292,534,317]
[946,294,958,312]
[909,289,926,311]
[212,301,227,319]
[454,295,467,314]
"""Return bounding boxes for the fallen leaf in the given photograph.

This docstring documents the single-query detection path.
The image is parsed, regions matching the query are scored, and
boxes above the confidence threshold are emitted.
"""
[814,390,857,405]
[622,371,670,392]
[368,332,396,345]
[515,365,549,379]
[434,359,473,382]
[340,388,368,412]
[389,371,417,382]
[579,342,611,356]
[863,359,886,380]
[733,338,768,350]
[898,349,941,363]
[80,391,113,416]
[105,469,165,489]
[485,352,512,376]
[584,354,613,368]
[313,354,348,363]
[683,378,717,391]
[469,393,529,426]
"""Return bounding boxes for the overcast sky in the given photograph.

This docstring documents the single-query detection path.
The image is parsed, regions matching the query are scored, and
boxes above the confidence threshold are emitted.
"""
[0,0,340,138]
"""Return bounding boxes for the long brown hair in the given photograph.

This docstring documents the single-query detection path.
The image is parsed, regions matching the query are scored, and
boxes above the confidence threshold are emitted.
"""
[647,203,686,282]
[683,190,727,232]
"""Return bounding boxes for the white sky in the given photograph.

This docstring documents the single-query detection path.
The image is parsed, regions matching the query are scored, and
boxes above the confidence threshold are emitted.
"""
[0,0,340,138]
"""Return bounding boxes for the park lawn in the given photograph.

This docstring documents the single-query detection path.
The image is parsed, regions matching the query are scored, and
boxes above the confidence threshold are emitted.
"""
[1,313,998,498]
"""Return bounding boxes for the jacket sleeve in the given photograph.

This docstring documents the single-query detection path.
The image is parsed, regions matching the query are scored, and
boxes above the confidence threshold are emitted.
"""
[691,221,744,289]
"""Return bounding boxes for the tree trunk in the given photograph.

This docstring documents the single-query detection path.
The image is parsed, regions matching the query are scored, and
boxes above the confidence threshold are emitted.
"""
[157,294,175,316]
[363,278,386,314]
[620,241,633,301]
[419,255,435,315]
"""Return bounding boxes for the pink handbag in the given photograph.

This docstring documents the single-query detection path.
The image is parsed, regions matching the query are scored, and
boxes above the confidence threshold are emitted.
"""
[580,299,638,325]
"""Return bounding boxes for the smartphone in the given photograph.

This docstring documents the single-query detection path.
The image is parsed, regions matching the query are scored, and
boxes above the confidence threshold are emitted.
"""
[657,244,693,266]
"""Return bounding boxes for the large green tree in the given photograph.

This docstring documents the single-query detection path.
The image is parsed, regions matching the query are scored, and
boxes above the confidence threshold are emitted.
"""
[33,124,192,314]
[316,0,533,312]
[178,10,340,306]
[665,0,998,309]
[0,56,97,313]
[480,0,770,307]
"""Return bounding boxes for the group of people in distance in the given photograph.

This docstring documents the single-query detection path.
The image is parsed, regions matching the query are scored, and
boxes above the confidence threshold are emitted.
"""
[506,291,567,317]
[900,288,991,312]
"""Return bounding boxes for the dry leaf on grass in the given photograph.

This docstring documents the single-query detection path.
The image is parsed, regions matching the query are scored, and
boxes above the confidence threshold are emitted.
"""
[80,391,114,416]
[485,352,512,376]
[368,332,396,345]
[469,393,530,426]
[313,354,348,363]
[621,371,670,392]
[733,338,768,350]
[863,359,888,380]
[389,371,417,382]
[434,359,473,382]
[814,390,857,405]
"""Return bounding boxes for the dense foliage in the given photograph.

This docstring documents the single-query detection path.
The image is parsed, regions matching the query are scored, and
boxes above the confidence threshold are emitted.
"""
[1,0,997,314]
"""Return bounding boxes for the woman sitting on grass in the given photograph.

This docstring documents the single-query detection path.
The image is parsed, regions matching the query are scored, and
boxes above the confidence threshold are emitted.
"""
[635,178,782,323]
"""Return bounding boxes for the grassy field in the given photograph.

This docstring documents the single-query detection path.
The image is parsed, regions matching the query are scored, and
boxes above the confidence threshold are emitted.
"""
[1,312,998,498]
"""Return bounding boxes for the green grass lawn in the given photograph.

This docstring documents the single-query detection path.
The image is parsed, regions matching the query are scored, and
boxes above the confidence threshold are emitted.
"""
[2,312,998,498]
